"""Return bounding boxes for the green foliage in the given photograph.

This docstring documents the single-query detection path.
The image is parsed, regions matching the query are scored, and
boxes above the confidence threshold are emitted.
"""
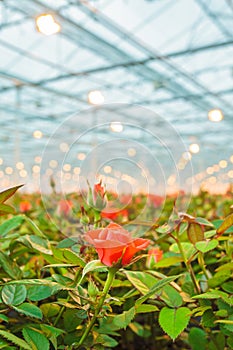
[1,284,27,305]
[0,186,232,349]
[22,327,50,350]
[195,239,218,253]
[0,185,23,216]
[0,330,31,350]
[13,303,43,319]
[188,328,207,350]
[159,306,190,340]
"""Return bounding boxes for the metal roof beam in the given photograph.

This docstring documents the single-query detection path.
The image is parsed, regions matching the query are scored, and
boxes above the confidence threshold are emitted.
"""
[36,39,233,85]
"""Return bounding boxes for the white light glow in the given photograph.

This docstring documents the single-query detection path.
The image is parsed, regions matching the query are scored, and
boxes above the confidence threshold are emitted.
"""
[127,148,136,157]
[110,122,123,132]
[16,162,24,170]
[208,109,224,122]
[182,151,192,161]
[77,153,86,160]
[19,169,27,178]
[36,14,60,36]
[5,167,13,175]
[219,160,227,168]
[88,90,105,105]
[189,143,200,154]
[63,163,71,172]
[60,143,69,152]
[104,165,112,174]
[32,165,40,173]
[49,160,58,168]
[33,130,43,139]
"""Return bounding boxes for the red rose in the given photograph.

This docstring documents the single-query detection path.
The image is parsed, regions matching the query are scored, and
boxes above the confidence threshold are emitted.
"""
[101,208,128,221]
[20,201,32,212]
[93,182,105,201]
[148,194,164,208]
[57,199,73,216]
[85,223,150,267]
[146,247,163,268]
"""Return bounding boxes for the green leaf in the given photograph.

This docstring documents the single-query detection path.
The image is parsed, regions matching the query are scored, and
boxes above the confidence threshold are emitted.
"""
[27,285,55,301]
[0,314,9,322]
[13,303,43,319]
[0,216,24,237]
[162,284,183,308]
[0,251,22,279]
[1,284,27,306]
[0,185,23,203]
[170,242,196,260]
[222,281,233,293]
[208,270,231,288]
[217,213,233,236]
[124,271,158,295]
[82,260,107,279]
[216,262,233,272]
[188,327,207,350]
[0,330,31,350]
[154,256,183,268]
[135,304,158,313]
[195,239,218,253]
[129,322,151,338]
[188,223,204,244]
[40,324,65,338]
[201,309,215,328]
[195,217,214,227]
[62,249,86,267]
[0,204,15,216]
[40,303,60,318]
[193,290,229,300]
[23,327,49,350]
[57,238,77,248]
[17,235,52,255]
[63,309,86,332]
[95,334,118,348]
[159,306,190,340]
[136,275,181,306]
[113,307,135,330]
[24,217,46,238]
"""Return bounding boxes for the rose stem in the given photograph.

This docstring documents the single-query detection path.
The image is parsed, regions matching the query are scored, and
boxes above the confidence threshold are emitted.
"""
[77,267,117,349]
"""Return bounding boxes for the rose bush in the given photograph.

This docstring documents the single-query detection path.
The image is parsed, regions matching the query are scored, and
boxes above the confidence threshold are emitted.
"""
[85,222,150,266]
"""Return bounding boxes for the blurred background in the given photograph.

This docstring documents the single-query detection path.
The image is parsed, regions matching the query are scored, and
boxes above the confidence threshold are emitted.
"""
[0,0,232,194]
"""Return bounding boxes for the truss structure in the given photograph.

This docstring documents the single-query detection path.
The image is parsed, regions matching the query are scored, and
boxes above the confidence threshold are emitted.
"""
[0,0,232,192]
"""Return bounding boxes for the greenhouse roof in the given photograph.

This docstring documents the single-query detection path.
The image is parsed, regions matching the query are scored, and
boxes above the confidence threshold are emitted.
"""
[0,0,233,193]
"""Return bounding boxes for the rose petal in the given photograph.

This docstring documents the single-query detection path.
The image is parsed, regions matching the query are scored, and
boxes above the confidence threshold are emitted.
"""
[96,246,124,267]
[121,238,150,265]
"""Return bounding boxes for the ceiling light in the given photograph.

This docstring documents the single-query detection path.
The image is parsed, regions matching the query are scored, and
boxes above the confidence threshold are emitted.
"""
[182,151,192,161]
[34,156,42,164]
[110,122,123,132]
[127,148,136,157]
[189,143,200,154]
[88,90,105,105]
[219,160,227,168]
[36,14,60,36]
[63,163,71,172]
[16,161,24,169]
[33,130,43,139]
[77,153,86,160]
[104,165,112,174]
[208,108,224,122]
[49,160,58,168]
[5,167,13,175]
